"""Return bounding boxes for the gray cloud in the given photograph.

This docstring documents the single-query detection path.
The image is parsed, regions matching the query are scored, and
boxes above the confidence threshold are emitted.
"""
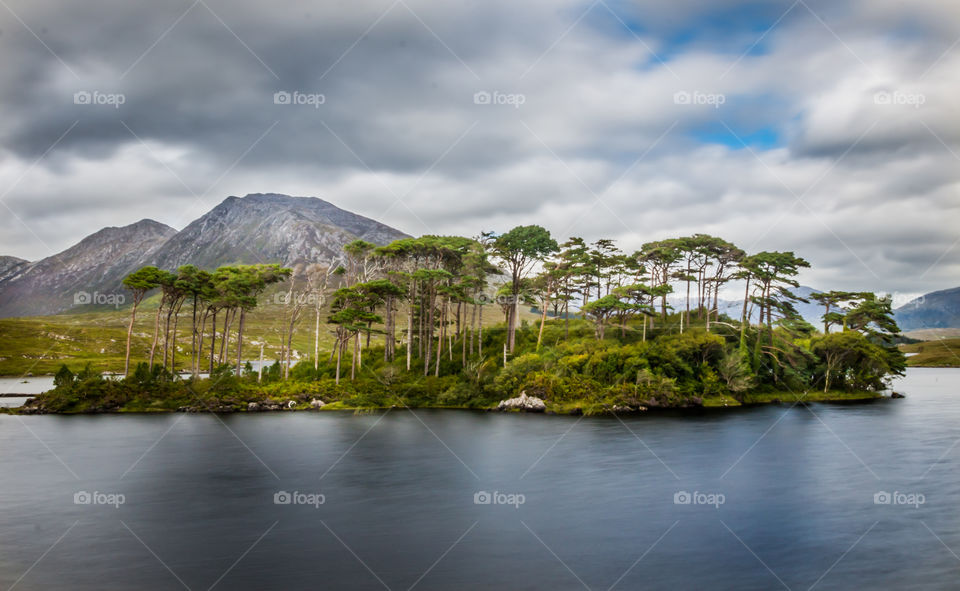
[0,0,958,295]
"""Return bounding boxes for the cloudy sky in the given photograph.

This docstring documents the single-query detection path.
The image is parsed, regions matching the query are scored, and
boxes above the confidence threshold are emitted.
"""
[0,0,958,298]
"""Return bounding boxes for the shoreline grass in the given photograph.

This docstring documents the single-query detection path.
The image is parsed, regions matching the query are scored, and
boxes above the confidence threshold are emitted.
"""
[2,389,887,416]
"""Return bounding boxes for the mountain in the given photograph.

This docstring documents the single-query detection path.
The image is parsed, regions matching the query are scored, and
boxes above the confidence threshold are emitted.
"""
[895,287,960,331]
[0,256,28,281]
[0,220,177,317]
[0,194,409,318]
[144,193,406,271]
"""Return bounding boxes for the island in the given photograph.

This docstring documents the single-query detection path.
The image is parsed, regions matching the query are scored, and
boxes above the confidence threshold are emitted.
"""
[4,228,907,416]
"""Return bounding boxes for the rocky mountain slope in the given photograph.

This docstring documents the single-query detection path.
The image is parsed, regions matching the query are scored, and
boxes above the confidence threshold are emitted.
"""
[0,256,28,282]
[145,193,406,270]
[0,194,408,318]
[0,220,177,317]
[895,287,960,331]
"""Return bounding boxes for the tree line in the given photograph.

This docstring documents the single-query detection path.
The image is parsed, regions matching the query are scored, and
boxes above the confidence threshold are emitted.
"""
[121,264,289,377]
[120,226,903,392]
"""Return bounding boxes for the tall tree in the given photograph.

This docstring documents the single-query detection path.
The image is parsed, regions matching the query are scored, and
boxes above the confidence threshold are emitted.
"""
[581,294,627,340]
[148,270,178,370]
[234,264,290,374]
[702,237,744,329]
[122,266,163,376]
[174,265,205,376]
[638,240,683,320]
[738,251,811,376]
[811,290,861,334]
[492,225,558,353]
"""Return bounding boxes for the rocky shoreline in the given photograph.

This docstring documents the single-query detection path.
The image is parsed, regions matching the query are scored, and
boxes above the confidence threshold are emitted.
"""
[7,389,893,416]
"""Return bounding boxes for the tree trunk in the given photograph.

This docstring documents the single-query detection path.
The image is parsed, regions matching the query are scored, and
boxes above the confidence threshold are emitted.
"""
[335,331,342,385]
[424,285,434,377]
[235,308,245,376]
[739,275,751,349]
[713,271,722,322]
[149,299,164,369]
[478,304,483,357]
[537,281,551,350]
[219,310,230,366]
[446,299,453,362]
[209,309,217,374]
[435,301,443,378]
[258,344,264,383]
[124,297,140,377]
[469,301,477,356]
[197,309,208,376]
[384,294,393,363]
[407,283,414,372]
[508,286,519,352]
[418,286,425,359]
[314,303,321,371]
[352,332,358,380]
[191,295,198,375]
[170,300,182,375]
[162,306,173,370]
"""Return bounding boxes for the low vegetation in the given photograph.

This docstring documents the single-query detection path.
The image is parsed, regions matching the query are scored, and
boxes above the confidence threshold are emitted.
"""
[900,338,960,367]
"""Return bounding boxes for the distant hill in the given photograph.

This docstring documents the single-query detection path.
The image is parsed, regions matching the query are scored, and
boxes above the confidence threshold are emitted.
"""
[714,285,824,327]
[895,287,960,331]
[0,193,409,318]
[0,220,177,317]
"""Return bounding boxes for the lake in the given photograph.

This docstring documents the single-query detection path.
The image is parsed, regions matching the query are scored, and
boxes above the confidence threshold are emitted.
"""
[1,368,957,589]
[0,376,54,395]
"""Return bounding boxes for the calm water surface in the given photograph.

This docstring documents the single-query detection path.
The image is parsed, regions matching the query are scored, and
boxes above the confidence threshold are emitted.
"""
[1,368,958,590]
[0,377,53,395]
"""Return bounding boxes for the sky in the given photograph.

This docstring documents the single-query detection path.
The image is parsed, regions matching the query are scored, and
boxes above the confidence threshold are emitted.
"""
[0,0,958,300]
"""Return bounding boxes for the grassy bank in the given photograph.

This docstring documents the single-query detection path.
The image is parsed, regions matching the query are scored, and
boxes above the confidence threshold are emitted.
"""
[4,390,886,416]
[4,365,887,416]
[900,338,960,367]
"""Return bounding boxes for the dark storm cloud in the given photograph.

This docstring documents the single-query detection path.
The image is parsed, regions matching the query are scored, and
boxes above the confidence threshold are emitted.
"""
[0,0,958,295]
